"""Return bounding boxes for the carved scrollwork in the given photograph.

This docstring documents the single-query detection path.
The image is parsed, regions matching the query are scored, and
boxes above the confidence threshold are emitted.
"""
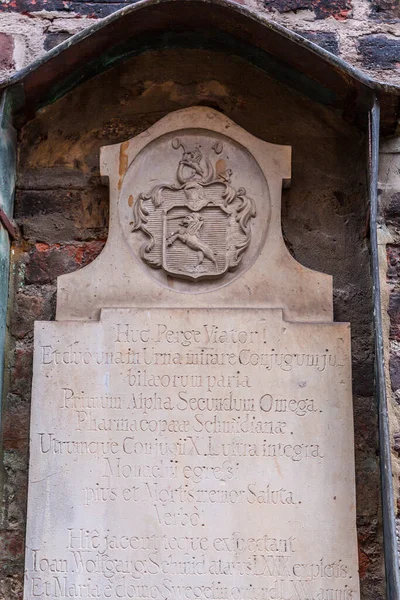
[130,138,256,281]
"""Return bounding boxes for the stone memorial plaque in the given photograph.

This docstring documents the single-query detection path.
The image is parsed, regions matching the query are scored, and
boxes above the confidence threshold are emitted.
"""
[24,108,360,600]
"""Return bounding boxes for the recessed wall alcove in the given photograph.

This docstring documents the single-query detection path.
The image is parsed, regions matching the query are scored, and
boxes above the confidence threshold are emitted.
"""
[14,46,379,595]
[2,1,400,597]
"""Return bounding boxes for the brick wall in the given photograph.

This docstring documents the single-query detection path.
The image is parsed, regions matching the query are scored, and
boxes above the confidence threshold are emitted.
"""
[0,0,399,83]
[0,0,399,596]
[379,143,400,580]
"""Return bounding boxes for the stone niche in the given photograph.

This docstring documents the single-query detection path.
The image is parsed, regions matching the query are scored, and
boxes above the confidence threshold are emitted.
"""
[9,46,379,600]
[24,108,361,600]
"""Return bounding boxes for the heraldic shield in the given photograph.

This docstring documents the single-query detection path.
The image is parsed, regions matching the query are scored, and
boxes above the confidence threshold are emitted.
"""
[131,137,257,282]
[163,205,228,280]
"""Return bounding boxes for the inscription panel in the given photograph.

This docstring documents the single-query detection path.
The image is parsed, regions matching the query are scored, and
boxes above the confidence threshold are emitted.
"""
[24,308,360,600]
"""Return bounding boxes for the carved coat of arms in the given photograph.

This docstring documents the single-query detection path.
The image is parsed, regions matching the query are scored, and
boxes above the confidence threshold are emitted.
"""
[131,138,257,281]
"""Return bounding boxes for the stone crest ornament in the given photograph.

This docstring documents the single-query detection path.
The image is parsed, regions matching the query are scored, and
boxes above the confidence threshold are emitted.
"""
[79,107,301,302]
[131,138,256,281]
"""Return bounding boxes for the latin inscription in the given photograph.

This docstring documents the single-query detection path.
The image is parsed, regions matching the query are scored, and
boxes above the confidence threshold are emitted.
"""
[24,309,359,600]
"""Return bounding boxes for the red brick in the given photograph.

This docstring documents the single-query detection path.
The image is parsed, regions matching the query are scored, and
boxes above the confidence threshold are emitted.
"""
[358,548,371,579]
[25,241,105,285]
[262,0,351,20]
[1,531,24,560]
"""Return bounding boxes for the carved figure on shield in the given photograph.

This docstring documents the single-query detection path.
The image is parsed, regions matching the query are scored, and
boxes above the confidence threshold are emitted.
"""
[130,137,257,281]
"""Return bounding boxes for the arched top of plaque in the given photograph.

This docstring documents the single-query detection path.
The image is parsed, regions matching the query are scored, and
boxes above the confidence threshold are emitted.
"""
[57,107,333,322]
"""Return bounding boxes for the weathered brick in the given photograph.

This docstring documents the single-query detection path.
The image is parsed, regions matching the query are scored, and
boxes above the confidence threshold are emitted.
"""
[387,244,400,282]
[0,32,14,70]
[353,396,378,452]
[10,288,55,339]
[358,548,371,580]
[25,241,105,285]
[2,394,30,452]
[9,345,33,398]
[15,187,108,243]
[390,352,400,392]
[394,431,400,455]
[17,167,91,190]
[383,191,400,222]
[357,521,382,594]
[44,32,71,51]
[262,0,351,20]
[369,0,400,21]
[388,288,400,338]
[0,571,24,600]
[352,353,375,397]
[358,35,400,69]
[3,478,28,530]
[0,530,24,560]
[10,294,43,339]
[297,31,339,55]
[0,0,126,16]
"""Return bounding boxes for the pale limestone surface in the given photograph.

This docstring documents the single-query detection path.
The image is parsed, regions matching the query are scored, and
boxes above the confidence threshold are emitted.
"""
[25,308,360,600]
[24,108,360,600]
[56,107,333,323]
